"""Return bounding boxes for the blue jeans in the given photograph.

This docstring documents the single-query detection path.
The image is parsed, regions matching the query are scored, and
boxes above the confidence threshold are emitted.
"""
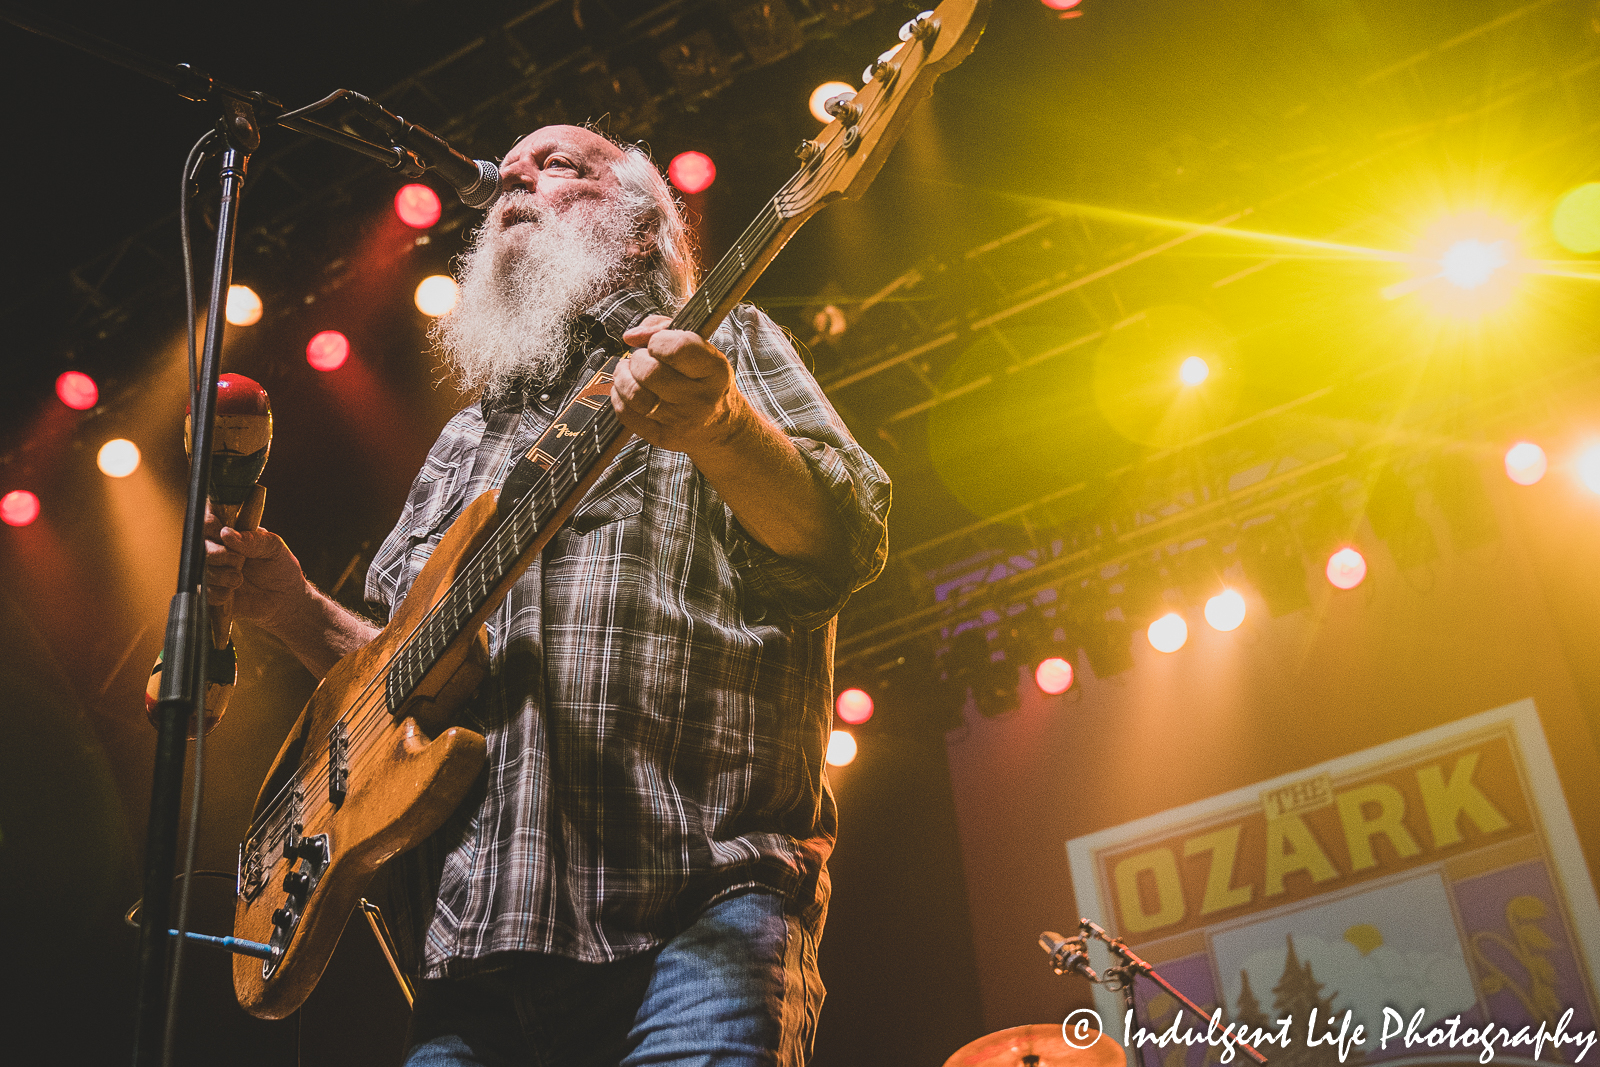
[403,890,824,1066]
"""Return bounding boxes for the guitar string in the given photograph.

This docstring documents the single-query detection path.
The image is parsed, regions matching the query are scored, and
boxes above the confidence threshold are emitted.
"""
[240,147,846,853]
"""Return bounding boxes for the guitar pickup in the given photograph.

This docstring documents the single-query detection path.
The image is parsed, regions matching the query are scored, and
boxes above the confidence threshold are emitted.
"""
[328,721,349,805]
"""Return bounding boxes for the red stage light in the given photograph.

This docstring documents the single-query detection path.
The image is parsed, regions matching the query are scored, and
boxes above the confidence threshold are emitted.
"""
[55,370,98,410]
[1,489,40,527]
[306,330,350,371]
[395,184,442,229]
[836,688,874,724]
[668,152,716,194]
[1041,0,1082,8]
[1035,657,1074,695]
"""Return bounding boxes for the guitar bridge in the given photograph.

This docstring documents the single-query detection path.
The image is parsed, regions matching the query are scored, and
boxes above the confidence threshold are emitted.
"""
[328,720,349,805]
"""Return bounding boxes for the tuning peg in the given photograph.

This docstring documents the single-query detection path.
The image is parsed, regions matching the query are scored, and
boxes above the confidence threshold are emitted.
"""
[824,91,861,124]
[863,44,904,85]
[899,10,936,42]
[795,139,821,164]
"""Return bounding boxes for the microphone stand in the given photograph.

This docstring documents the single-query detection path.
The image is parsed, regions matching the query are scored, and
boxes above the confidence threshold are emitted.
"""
[0,12,428,1067]
[1082,918,1269,1067]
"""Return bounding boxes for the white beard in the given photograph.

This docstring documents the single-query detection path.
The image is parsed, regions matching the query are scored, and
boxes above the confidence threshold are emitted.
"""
[433,192,636,397]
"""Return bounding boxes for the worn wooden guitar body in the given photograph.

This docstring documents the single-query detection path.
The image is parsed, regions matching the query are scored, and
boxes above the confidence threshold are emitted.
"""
[232,491,504,1017]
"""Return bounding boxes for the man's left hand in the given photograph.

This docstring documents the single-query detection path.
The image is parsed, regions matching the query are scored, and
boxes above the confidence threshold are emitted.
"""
[614,315,751,454]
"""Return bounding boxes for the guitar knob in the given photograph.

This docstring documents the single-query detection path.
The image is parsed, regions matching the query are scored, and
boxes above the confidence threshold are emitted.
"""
[284,870,311,896]
[272,906,295,928]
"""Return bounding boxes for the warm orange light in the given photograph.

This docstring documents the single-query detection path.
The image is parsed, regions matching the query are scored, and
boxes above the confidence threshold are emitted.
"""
[835,687,874,725]
[1035,657,1074,695]
[97,439,141,478]
[1579,443,1600,495]
[306,330,349,372]
[1147,613,1188,653]
[415,275,459,317]
[1204,589,1246,631]
[55,371,98,410]
[1504,442,1547,486]
[826,729,858,767]
[225,284,263,327]
[667,152,716,195]
[1,489,40,526]
[395,184,443,229]
[1326,547,1367,589]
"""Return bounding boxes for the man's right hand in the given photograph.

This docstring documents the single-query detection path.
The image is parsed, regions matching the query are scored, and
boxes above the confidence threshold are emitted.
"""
[204,500,310,639]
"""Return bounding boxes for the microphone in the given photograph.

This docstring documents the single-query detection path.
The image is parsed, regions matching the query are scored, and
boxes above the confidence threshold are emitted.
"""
[1040,930,1100,982]
[346,92,500,209]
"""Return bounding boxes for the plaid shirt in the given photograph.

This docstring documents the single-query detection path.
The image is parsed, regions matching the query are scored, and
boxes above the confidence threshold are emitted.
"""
[365,292,890,977]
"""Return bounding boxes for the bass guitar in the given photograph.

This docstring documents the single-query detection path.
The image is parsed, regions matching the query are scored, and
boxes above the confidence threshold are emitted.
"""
[233,0,991,1018]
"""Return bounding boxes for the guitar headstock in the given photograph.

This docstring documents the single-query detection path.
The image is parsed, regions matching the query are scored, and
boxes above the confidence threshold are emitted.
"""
[776,0,992,221]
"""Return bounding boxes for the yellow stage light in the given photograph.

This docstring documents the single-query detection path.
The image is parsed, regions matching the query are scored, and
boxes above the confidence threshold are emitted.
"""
[1147,612,1187,653]
[826,729,858,766]
[1504,442,1547,486]
[1179,355,1210,386]
[1440,239,1507,290]
[809,81,855,124]
[1578,443,1600,496]
[226,284,262,327]
[415,275,459,317]
[1204,589,1246,631]
[98,439,141,478]
[1553,184,1600,254]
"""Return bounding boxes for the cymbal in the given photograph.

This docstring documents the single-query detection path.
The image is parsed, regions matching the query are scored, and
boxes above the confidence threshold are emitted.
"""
[942,1024,1126,1067]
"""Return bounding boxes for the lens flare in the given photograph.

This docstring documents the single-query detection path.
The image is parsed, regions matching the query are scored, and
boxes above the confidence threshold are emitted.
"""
[1326,547,1367,590]
[1179,355,1210,386]
[1204,589,1246,631]
[1035,657,1074,695]
[98,439,141,478]
[1503,442,1547,486]
[225,284,263,327]
[1553,184,1600,254]
[1439,239,1507,290]
[1147,613,1188,653]
[826,729,858,767]
[835,688,874,725]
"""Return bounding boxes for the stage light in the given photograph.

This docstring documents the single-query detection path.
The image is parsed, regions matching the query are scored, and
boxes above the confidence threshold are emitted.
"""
[395,184,442,229]
[1326,547,1367,590]
[1439,239,1507,290]
[1147,612,1187,653]
[55,370,98,410]
[809,81,855,123]
[415,275,459,317]
[1205,589,1246,631]
[1041,0,1082,8]
[1,489,40,527]
[306,330,349,371]
[1579,443,1600,495]
[1552,184,1600,254]
[1178,355,1209,386]
[836,687,874,725]
[1035,657,1074,695]
[667,151,716,194]
[97,439,141,478]
[826,729,858,767]
[1504,442,1547,486]
[225,284,263,327]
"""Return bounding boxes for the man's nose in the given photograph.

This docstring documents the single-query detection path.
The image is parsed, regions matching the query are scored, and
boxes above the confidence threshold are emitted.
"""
[498,157,538,194]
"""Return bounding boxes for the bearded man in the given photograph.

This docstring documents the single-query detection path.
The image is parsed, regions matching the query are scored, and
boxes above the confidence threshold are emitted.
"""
[204,125,890,1066]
